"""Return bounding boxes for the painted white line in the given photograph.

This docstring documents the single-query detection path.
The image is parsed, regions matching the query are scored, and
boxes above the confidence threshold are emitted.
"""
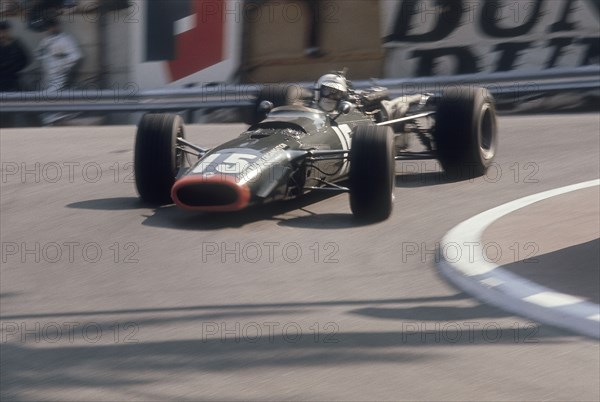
[175,15,197,36]
[480,277,504,288]
[524,292,585,308]
[439,179,600,339]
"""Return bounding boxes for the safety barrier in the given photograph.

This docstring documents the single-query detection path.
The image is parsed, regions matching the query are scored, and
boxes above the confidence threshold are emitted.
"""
[1,66,598,114]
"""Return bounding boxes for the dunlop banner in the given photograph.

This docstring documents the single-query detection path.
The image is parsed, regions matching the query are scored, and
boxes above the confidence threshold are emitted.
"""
[381,0,600,77]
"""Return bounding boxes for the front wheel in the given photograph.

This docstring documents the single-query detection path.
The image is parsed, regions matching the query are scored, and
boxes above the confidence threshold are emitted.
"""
[434,86,498,179]
[134,113,185,204]
[349,125,395,222]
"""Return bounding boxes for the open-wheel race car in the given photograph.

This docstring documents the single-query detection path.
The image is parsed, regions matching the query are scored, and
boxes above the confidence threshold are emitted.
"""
[134,72,498,222]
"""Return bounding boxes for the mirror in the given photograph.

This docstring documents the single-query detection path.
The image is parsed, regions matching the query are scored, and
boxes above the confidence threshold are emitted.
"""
[339,101,353,115]
[258,100,274,112]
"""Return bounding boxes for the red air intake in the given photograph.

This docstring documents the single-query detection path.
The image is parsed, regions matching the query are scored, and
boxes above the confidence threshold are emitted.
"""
[171,175,251,212]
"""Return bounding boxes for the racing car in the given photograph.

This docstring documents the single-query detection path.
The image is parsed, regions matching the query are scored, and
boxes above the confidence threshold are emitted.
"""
[134,72,497,222]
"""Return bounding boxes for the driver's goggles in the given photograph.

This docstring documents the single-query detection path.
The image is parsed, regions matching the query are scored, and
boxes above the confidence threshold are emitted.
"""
[320,85,344,100]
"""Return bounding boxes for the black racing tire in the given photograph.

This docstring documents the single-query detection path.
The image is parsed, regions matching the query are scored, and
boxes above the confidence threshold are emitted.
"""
[349,125,395,222]
[243,84,312,125]
[434,86,498,179]
[134,113,185,205]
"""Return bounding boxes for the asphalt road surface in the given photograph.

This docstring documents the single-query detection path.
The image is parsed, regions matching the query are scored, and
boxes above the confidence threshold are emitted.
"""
[1,113,599,401]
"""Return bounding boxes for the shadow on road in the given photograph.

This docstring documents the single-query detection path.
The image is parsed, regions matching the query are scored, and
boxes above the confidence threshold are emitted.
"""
[1,307,570,401]
[66,191,368,231]
[1,291,577,400]
[278,213,376,229]
[2,294,468,320]
[349,304,510,321]
[67,197,146,211]
[395,172,472,188]
[502,238,600,304]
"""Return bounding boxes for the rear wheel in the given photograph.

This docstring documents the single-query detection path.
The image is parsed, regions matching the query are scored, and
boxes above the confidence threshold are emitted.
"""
[134,113,185,204]
[349,125,395,222]
[434,86,498,179]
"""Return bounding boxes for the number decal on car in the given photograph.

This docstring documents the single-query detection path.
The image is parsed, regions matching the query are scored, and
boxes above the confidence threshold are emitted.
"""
[192,152,260,175]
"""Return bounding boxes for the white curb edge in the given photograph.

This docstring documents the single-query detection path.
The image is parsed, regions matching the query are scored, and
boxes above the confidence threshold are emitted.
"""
[438,179,600,338]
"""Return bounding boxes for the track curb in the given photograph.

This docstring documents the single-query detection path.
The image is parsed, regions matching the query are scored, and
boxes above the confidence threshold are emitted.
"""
[438,179,600,338]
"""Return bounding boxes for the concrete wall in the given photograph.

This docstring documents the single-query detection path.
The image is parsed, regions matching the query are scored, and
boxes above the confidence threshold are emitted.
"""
[102,4,134,90]
[240,0,384,83]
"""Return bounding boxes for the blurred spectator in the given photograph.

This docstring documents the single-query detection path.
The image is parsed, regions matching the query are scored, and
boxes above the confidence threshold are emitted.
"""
[35,17,81,125]
[35,17,81,91]
[0,21,30,92]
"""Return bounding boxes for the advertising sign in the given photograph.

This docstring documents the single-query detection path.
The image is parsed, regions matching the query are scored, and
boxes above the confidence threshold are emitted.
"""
[381,0,600,77]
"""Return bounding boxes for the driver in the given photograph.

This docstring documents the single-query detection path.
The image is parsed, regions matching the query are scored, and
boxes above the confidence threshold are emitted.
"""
[315,73,348,112]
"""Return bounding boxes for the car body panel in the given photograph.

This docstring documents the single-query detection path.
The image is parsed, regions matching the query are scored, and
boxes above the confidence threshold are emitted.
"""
[171,104,377,211]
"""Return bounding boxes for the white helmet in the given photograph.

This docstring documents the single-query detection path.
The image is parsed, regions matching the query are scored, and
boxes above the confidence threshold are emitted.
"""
[315,73,348,112]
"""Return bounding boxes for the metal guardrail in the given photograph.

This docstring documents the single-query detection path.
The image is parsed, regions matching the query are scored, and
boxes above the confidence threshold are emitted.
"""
[362,66,600,87]
[1,66,598,114]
